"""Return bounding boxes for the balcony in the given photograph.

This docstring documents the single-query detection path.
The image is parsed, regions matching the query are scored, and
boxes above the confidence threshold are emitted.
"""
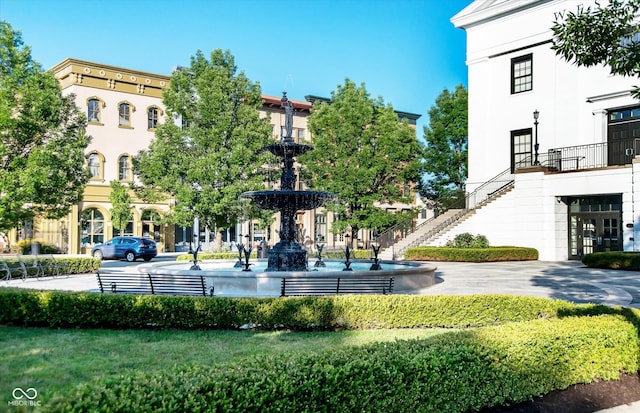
[517,138,640,173]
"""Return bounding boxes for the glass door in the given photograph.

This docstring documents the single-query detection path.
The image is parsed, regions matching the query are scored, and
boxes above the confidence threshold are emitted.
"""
[567,195,622,259]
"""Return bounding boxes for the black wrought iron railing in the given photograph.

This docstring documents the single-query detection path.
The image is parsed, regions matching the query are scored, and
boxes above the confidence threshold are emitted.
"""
[541,138,640,172]
[377,218,418,250]
[465,166,516,210]
[377,138,640,253]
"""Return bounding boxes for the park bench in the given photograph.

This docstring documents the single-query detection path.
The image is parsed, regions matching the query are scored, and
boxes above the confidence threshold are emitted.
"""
[96,271,212,296]
[36,255,70,277]
[280,276,394,297]
[1,259,27,282]
[19,255,42,278]
[0,255,43,281]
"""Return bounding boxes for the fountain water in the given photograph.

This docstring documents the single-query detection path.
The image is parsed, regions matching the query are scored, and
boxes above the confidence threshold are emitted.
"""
[240,92,336,271]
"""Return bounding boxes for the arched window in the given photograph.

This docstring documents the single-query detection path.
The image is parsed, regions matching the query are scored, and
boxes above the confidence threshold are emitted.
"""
[119,103,130,126]
[118,155,131,181]
[88,154,100,177]
[80,208,105,247]
[87,152,104,180]
[147,106,162,129]
[87,97,104,123]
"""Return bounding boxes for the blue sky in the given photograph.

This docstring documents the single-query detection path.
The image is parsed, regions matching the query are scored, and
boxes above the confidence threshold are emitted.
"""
[1,0,471,134]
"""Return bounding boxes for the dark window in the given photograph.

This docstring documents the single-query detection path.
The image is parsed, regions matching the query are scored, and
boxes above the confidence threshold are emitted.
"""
[118,155,131,180]
[511,128,532,172]
[88,99,100,122]
[148,107,159,129]
[119,103,131,126]
[88,153,101,177]
[511,54,533,94]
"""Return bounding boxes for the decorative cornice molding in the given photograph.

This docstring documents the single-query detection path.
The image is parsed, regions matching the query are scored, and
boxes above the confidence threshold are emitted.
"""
[451,0,554,29]
[586,90,633,103]
[51,58,170,98]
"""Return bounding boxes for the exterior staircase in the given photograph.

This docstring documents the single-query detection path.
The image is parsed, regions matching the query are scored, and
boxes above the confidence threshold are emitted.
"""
[378,209,465,260]
[378,164,519,260]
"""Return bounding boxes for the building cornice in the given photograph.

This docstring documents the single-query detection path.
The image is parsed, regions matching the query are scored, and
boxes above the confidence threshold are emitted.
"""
[586,90,634,103]
[51,58,170,98]
[50,59,414,120]
[452,0,554,29]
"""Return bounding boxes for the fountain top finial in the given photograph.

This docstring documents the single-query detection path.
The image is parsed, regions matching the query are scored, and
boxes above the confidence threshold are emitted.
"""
[281,91,294,141]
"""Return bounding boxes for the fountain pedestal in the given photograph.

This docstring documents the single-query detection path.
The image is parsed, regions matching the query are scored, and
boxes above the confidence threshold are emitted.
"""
[240,92,336,272]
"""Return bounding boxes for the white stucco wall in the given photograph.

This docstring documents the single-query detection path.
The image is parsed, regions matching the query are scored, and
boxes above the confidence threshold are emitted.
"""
[455,0,638,191]
[446,0,638,259]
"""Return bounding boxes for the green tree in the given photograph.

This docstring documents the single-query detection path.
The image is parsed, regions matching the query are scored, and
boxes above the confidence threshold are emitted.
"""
[300,79,422,243]
[552,0,640,98]
[109,181,132,236]
[134,49,273,239]
[419,85,468,211]
[0,21,90,233]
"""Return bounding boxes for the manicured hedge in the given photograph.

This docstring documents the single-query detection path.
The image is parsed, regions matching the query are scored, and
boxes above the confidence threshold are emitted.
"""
[176,249,371,261]
[3,290,639,412]
[50,314,639,413]
[405,246,539,262]
[0,256,100,276]
[0,290,585,330]
[583,252,640,271]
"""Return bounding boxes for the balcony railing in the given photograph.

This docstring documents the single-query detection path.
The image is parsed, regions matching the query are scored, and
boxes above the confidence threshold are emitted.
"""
[520,138,640,172]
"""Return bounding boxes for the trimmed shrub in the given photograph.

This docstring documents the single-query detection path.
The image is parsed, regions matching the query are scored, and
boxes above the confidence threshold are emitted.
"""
[0,289,624,330]
[50,315,639,413]
[15,238,60,254]
[405,246,538,262]
[177,249,372,261]
[0,256,100,277]
[445,232,490,248]
[177,251,252,261]
[583,252,640,271]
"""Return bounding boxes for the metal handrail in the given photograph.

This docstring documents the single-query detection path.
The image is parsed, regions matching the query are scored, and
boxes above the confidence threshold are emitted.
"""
[543,138,640,172]
[405,209,467,250]
[378,164,519,251]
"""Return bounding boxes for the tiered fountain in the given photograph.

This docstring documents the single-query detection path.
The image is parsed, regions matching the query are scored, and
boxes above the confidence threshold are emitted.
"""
[240,92,336,271]
[140,92,436,297]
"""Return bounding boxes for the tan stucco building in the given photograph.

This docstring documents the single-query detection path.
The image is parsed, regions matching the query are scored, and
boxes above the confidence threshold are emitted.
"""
[15,58,419,255]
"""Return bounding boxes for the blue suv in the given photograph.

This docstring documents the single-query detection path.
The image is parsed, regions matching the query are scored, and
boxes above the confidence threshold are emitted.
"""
[91,236,157,262]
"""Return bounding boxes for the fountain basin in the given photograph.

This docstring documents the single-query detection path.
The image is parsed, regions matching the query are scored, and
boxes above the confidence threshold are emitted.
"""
[138,259,437,297]
[240,190,336,210]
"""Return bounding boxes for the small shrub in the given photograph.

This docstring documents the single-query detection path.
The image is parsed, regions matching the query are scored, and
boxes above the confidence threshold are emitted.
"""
[583,252,640,271]
[445,233,490,248]
[15,238,60,254]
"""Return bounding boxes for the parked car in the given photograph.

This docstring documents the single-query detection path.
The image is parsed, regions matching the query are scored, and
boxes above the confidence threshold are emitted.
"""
[91,237,157,262]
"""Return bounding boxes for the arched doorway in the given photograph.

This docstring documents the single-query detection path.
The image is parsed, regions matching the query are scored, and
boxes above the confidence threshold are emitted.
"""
[80,208,105,252]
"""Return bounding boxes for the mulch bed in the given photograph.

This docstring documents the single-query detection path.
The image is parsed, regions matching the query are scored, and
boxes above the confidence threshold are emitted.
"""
[481,373,640,413]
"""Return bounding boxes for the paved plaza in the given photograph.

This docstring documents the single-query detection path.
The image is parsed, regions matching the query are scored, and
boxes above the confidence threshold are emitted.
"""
[3,258,640,308]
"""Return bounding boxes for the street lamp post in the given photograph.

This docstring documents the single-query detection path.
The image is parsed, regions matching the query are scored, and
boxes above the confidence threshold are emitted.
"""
[533,110,540,165]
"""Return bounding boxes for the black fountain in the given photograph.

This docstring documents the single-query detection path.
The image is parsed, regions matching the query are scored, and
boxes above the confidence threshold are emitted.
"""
[240,92,336,271]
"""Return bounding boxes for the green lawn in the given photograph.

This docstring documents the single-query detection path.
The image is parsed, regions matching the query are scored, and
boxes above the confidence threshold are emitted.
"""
[2,326,449,406]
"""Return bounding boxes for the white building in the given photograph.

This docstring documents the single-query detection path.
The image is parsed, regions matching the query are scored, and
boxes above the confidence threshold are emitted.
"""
[410,0,638,261]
